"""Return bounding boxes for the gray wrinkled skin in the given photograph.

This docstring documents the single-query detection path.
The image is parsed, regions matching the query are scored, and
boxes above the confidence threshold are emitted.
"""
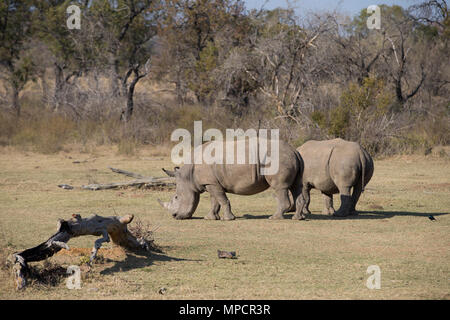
[297,138,374,217]
[159,137,305,220]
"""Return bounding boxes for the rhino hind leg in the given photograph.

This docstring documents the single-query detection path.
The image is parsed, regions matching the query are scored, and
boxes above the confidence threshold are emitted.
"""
[286,190,296,213]
[204,195,221,220]
[349,182,363,216]
[333,187,352,217]
[287,181,303,213]
[322,192,335,215]
[269,189,291,220]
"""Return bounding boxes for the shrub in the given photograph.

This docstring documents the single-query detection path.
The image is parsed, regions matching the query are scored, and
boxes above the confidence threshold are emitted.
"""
[10,114,76,154]
[0,113,18,146]
[117,138,139,157]
[311,76,398,155]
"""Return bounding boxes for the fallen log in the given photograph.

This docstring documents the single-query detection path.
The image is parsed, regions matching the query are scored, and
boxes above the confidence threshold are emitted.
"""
[60,167,176,190]
[108,167,144,179]
[81,176,175,190]
[8,213,150,290]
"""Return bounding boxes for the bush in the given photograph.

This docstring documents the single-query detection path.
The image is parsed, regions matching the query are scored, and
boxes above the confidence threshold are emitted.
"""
[310,76,399,155]
[9,114,76,154]
[0,113,18,146]
[0,73,447,158]
[117,138,139,156]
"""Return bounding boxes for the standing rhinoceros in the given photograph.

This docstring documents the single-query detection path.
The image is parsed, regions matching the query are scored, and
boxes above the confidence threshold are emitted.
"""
[297,138,374,217]
[158,137,305,220]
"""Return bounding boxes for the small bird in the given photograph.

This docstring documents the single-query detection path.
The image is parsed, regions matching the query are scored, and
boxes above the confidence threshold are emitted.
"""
[158,287,167,295]
[428,215,436,221]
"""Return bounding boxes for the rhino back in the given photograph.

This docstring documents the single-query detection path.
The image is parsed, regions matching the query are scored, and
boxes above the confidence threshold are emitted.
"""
[328,139,376,190]
[298,139,373,192]
[328,142,360,184]
[298,140,337,191]
[193,138,299,195]
[211,163,270,194]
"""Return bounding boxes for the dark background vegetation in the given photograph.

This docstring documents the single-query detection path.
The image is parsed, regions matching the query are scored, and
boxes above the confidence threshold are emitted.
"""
[0,0,448,156]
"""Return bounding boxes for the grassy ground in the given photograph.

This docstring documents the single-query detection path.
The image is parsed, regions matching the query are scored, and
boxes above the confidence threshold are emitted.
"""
[0,145,449,299]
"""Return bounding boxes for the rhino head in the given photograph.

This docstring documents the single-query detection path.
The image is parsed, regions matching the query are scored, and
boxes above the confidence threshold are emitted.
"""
[158,166,200,219]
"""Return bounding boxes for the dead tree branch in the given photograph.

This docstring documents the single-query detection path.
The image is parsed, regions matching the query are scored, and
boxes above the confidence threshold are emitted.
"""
[108,166,144,179]
[59,167,176,190]
[81,176,175,190]
[8,213,150,290]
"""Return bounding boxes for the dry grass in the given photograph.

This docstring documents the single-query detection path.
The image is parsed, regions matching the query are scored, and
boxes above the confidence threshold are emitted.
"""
[0,146,449,299]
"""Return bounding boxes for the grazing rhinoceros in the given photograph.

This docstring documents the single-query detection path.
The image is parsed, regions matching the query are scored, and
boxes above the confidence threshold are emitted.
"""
[297,138,374,217]
[158,137,305,220]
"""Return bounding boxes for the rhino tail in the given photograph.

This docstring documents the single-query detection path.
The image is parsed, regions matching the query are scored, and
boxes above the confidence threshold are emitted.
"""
[358,146,366,193]
[294,150,304,192]
[325,145,335,181]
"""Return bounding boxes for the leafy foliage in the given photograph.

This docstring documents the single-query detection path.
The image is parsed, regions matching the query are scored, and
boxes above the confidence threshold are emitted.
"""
[0,1,448,155]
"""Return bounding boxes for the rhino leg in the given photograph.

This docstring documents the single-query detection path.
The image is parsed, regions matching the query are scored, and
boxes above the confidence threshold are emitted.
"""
[286,190,295,213]
[205,195,221,220]
[333,186,352,217]
[292,192,306,220]
[349,182,363,216]
[206,185,235,221]
[287,181,302,213]
[269,189,291,220]
[302,185,312,215]
[322,192,335,215]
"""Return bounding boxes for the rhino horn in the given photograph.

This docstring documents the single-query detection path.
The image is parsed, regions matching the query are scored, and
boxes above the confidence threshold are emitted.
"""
[157,199,169,209]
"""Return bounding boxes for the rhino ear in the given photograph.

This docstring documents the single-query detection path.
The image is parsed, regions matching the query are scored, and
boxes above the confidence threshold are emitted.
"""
[162,168,176,177]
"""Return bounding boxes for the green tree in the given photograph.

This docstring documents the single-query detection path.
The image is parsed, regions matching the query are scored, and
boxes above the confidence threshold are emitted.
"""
[0,0,34,116]
[89,0,159,121]
[32,0,88,111]
[326,77,394,146]
[158,0,247,104]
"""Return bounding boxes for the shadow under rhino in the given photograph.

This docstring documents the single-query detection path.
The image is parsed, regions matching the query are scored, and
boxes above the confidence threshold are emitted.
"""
[243,210,449,220]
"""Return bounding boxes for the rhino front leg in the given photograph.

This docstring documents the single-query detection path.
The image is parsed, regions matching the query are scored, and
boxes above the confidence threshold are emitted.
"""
[204,194,221,220]
[302,185,312,215]
[270,189,291,219]
[206,185,235,221]
[292,192,306,220]
[322,192,335,215]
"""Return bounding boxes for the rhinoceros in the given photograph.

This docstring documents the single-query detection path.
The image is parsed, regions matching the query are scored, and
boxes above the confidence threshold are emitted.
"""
[297,138,374,217]
[158,137,305,220]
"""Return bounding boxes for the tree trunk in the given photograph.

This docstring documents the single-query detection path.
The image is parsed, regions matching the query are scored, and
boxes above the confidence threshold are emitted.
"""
[121,72,141,122]
[39,71,50,109]
[395,77,405,104]
[12,86,20,117]
[175,74,185,106]
[54,64,65,112]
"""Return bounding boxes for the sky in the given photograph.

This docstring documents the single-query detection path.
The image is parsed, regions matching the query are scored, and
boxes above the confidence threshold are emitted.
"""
[244,0,425,17]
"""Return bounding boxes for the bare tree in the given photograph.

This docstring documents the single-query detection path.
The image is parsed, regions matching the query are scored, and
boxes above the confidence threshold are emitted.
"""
[327,13,387,84]
[240,9,332,117]
[380,6,427,105]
